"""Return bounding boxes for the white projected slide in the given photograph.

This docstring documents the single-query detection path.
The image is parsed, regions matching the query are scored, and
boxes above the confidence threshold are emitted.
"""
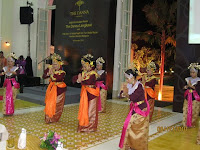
[189,0,200,44]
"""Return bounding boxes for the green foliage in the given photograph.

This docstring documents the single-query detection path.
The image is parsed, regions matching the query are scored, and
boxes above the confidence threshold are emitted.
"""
[47,130,54,139]
[40,130,59,150]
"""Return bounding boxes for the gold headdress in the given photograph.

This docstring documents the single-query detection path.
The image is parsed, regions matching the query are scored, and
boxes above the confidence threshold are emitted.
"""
[147,61,156,72]
[96,57,105,65]
[82,54,93,60]
[50,53,63,65]
[7,52,17,62]
[81,54,94,67]
[188,63,200,72]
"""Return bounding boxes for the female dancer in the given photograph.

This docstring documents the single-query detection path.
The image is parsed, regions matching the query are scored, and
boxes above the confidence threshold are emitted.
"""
[76,54,100,132]
[183,63,200,127]
[96,57,107,113]
[0,53,19,116]
[119,68,150,150]
[141,62,157,122]
[43,53,67,123]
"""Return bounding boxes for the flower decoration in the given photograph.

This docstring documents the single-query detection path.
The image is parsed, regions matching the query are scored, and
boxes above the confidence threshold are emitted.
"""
[7,52,17,60]
[51,53,62,61]
[147,61,156,72]
[81,54,94,67]
[50,53,64,65]
[188,63,200,70]
[40,130,63,150]
[96,57,105,65]
[82,54,93,59]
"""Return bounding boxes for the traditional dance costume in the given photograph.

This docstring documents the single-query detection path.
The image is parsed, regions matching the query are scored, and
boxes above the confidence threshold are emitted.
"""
[182,63,200,127]
[2,53,19,115]
[182,77,200,127]
[142,74,156,122]
[96,57,107,113]
[119,69,150,150]
[141,62,157,122]
[77,54,100,132]
[43,54,67,123]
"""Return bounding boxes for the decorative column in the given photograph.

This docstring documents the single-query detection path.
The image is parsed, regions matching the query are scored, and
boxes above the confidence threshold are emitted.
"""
[112,0,122,98]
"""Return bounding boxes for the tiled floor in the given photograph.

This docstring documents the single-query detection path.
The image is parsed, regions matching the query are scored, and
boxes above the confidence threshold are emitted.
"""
[84,102,183,150]
[1,99,199,150]
[0,99,42,111]
[0,99,184,150]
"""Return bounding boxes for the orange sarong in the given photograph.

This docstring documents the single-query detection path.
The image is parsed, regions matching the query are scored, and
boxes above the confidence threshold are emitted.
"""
[44,81,66,118]
[78,85,100,126]
[144,87,156,100]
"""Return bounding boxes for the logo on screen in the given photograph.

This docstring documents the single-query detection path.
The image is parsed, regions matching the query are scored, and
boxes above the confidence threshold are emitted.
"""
[75,0,84,11]
[70,0,89,17]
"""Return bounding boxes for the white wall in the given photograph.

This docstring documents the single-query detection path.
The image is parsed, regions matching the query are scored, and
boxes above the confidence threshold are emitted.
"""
[0,0,2,49]
[12,0,47,76]
[12,1,29,57]
[1,0,14,56]
[0,0,47,76]
[0,0,53,78]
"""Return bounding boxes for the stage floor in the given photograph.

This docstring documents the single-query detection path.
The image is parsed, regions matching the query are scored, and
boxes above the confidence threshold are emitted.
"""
[16,86,81,105]
[0,99,196,150]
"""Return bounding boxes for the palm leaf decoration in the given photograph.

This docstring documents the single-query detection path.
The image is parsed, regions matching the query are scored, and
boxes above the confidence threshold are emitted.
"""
[132,0,177,98]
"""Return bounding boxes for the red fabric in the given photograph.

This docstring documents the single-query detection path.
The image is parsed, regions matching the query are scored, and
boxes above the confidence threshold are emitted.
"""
[42,68,66,95]
[43,68,50,79]
[72,75,78,84]
[129,84,147,111]
[145,78,156,89]
[81,74,96,85]
[53,73,65,82]
[81,74,97,100]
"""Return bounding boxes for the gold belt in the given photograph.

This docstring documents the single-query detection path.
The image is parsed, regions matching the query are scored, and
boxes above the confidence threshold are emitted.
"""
[136,100,145,105]
[86,85,95,88]
[52,82,63,85]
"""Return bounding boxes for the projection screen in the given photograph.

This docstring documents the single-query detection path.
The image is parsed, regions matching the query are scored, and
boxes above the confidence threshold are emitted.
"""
[189,0,200,44]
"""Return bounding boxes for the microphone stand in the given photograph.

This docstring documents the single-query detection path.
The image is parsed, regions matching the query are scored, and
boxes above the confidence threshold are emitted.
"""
[38,54,52,90]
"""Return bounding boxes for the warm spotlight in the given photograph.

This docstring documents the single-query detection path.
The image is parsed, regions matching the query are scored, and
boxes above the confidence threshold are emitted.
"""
[158,91,162,101]
[5,42,10,46]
